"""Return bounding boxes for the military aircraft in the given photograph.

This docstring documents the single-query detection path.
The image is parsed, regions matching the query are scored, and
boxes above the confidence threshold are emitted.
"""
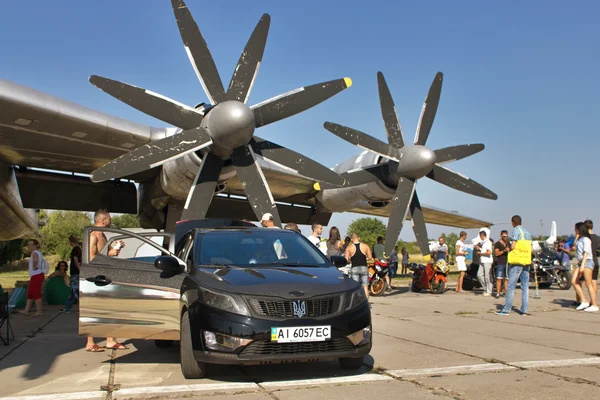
[0,0,495,248]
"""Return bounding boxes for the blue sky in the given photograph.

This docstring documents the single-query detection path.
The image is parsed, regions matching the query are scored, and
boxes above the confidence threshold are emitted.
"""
[1,1,599,242]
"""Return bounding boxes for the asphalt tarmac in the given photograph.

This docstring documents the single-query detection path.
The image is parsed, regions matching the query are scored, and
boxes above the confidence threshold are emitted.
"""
[1,280,599,400]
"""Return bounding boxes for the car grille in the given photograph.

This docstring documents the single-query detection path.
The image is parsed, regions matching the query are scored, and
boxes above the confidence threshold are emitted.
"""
[240,337,355,356]
[248,296,342,320]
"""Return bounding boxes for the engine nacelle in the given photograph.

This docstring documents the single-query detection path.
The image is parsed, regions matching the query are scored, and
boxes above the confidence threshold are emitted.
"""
[0,166,39,240]
[159,150,236,201]
[317,151,396,212]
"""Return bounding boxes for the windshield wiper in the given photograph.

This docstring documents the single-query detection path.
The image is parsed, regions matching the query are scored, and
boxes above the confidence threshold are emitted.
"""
[273,262,325,268]
[202,263,236,269]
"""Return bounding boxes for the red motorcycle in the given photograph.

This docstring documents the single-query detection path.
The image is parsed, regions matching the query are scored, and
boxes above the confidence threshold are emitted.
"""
[409,259,449,294]
[368,258,390,296]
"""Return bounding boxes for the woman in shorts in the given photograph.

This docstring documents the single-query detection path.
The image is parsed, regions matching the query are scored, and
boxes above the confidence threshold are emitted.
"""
[573,222,598,312]
[21,239,45,316]
[455,231,469,292]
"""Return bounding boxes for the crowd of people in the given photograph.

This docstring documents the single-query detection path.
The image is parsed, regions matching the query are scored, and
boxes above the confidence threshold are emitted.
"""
[431,215,599,315]
[17,212,598,352]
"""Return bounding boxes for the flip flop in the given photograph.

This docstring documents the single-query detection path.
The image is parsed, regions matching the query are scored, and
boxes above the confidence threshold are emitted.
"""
[86,344,105,352]
[105,342,129,350]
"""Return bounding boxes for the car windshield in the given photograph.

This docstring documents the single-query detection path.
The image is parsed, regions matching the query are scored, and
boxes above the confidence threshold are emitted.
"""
[196,229,330,267]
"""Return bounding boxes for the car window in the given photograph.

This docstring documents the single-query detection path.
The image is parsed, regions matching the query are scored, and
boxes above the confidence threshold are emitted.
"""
[103,234,166,263]
[196,230,329,267]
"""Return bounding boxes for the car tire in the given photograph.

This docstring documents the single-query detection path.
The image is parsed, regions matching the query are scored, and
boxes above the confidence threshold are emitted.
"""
[180,311,207,379]
[154,340,174,348]
[339,356,364,369]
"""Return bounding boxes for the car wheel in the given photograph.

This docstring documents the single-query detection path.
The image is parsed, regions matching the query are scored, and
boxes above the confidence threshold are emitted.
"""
[154,340,174,348]
[339,356,364,369]
[180,311,207,379]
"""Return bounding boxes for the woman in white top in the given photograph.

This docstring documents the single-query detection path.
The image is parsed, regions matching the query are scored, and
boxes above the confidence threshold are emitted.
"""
[21,239,45,316]
[455,231,469,292]
[573,222,598,311]
[475,228,494,296]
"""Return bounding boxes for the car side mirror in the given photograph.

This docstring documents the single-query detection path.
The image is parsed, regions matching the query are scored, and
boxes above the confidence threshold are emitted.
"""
[155,255,183,277]
[330,255,348,268]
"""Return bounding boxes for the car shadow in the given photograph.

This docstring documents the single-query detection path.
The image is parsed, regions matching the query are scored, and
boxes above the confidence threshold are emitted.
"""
[241,354,374,382]
[109,340,375,383]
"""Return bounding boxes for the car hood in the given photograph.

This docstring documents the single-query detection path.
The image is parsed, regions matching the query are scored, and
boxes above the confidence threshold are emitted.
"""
[195,265,358,297]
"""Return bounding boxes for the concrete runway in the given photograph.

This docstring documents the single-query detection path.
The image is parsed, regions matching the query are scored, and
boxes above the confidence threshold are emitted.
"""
[1,281,599,400]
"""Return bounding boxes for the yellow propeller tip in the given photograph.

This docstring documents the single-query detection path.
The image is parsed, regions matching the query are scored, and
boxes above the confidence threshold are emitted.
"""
[344,77,352,88]
[313,182,321,191]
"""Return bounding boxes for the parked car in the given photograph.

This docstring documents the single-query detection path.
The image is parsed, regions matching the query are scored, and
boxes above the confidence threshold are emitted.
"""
[79,219,372,379]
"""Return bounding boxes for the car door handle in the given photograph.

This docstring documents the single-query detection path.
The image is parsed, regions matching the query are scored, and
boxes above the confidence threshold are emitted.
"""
[86,275,112,286]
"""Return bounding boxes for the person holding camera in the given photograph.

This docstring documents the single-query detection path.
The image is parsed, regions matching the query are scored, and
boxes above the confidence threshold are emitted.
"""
[475,228,493,296]
[494,230,511,297]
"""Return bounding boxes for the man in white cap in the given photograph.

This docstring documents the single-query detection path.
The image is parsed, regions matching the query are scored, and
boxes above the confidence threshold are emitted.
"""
[260,213,279,228]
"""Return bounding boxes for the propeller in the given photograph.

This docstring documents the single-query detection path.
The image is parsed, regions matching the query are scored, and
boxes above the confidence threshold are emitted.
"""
[324,71,497,256]
[89,0,351,226]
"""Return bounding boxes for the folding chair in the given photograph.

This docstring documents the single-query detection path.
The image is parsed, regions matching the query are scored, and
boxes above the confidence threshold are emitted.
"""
[8,286,26,313]
[0,292,15,345]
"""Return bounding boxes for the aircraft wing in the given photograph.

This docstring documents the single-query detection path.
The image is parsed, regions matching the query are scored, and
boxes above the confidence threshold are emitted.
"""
[0,78,170,175]
[346,202,492,229]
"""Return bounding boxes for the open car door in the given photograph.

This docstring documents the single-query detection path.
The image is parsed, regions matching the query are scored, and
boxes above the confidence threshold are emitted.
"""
[79,227,186,341]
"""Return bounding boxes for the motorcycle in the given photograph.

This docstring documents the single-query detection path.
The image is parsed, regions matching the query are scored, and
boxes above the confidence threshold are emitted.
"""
[462,249,572,291]
[409,259,450,294]
[531,247,572,290]
[368,258,390,296]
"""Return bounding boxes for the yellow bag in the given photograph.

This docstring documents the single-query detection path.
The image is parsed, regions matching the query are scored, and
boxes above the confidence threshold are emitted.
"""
[507,227,532,266]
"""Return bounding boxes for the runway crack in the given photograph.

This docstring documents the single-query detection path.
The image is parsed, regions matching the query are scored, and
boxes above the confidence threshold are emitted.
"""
[101,349,120,400]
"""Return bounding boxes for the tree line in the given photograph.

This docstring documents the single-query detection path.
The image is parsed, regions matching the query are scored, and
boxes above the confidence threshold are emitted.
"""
[0,210,139,265]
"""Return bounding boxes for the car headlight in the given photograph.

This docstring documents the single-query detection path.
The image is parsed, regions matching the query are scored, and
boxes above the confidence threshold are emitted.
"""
[198,286,250,316]
[346,286,368,311]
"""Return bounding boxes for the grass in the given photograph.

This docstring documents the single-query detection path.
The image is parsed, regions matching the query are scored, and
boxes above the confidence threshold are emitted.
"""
[455,311,479,315]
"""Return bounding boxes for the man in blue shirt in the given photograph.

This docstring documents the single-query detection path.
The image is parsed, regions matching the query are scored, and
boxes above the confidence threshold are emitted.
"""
[497,215,532,316]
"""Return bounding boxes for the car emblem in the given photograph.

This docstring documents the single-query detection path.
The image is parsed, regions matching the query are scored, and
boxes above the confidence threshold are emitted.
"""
[292,300,306,318]
[288,291,304,297]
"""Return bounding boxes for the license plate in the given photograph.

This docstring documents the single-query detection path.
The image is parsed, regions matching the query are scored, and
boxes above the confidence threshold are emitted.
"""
[271,326,331,343]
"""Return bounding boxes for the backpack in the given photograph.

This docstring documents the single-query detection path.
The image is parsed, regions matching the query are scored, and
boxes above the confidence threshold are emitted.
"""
[39,252,50,275]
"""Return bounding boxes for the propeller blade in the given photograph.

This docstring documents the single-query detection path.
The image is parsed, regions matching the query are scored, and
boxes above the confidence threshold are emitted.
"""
[414,72,443,146]
[384,178,416,256]
[377,72,405,149]
[171,0,226,104]
[434,144,484,164]
[323,122,401,162]
[252,78,352,128]
[230,145,282,226]
[90,127,212,183]
[226,14,270,103]
[89,75,203,130]
[250,136,345,186]
[427,164,498,200]
[181,152,224,221]
[408,192,431,256]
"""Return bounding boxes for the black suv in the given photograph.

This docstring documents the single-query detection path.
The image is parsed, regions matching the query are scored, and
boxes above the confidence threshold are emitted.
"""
[79,219,372,379]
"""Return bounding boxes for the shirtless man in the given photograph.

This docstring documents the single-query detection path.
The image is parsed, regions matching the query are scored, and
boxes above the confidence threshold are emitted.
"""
[85,209,128,352]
